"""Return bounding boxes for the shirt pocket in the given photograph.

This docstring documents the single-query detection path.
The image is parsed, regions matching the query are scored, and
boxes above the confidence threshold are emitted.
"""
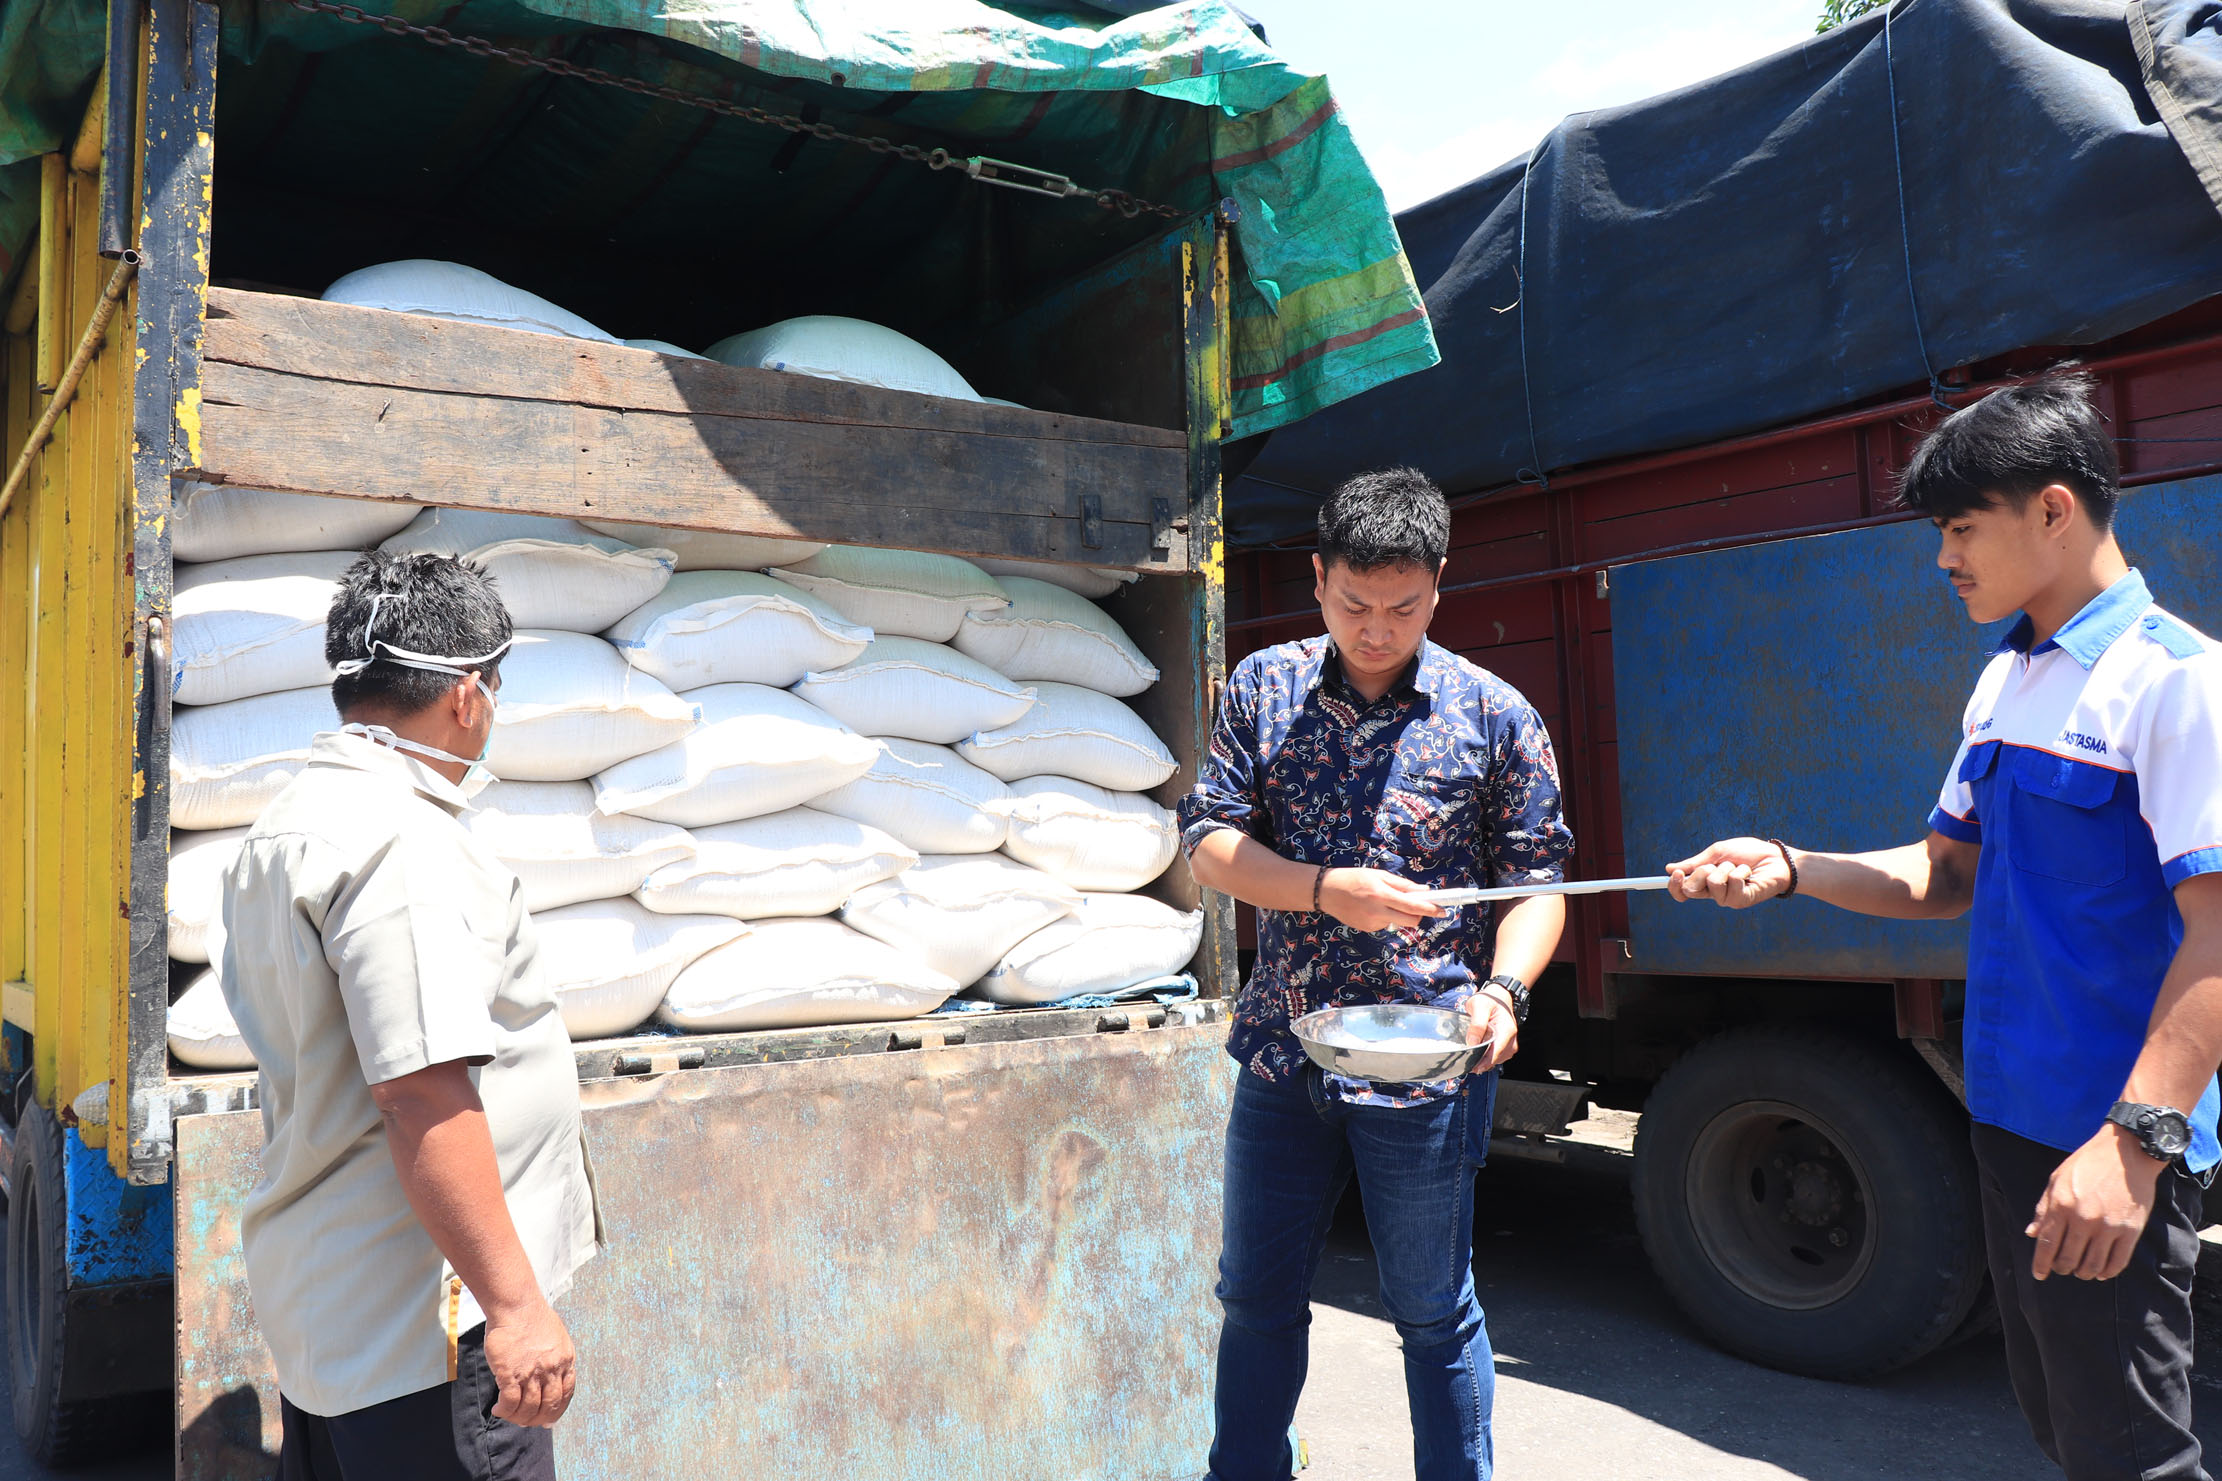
[2004,747,2126,886]
[1375,768,1476,875]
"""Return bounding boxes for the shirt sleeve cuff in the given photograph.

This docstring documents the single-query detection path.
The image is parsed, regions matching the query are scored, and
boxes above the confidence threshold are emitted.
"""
[1179,815,1250,858]
[2163,845,2222,890]
[1929,807,1982,845]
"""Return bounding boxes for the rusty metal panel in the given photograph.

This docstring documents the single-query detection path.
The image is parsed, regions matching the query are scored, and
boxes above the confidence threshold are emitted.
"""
[177,1023,1234,1480]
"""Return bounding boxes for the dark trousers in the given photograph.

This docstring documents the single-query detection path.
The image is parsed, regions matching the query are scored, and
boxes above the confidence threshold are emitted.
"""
[1209,1066,1497,1481]
[278,1327,557,1481]
[1973,1122,2212,1481]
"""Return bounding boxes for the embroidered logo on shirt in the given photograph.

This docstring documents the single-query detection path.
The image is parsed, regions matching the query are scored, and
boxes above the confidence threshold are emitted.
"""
[2061,731,2108,755]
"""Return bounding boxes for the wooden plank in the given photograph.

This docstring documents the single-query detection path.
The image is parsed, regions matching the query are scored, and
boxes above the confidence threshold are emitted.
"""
[195,361,1190,570]
[200,289,1186,450]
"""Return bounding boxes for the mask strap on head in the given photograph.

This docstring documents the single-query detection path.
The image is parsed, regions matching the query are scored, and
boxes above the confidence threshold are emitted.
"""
[331,590,514,680]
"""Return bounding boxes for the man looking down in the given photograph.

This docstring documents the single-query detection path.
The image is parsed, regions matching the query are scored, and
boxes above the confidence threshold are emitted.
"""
[1181,467,1573,1481]
[1670,373,2222,1481]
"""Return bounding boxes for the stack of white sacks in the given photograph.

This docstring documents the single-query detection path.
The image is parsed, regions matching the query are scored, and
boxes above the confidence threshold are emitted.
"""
[166,507,1204,1071]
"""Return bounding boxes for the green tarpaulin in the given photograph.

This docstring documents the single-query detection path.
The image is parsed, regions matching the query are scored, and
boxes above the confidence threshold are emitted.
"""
[0,0,1435,438]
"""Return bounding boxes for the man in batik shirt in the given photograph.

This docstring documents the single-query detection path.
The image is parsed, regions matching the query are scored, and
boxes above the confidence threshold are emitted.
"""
[1181,467,1572,1481]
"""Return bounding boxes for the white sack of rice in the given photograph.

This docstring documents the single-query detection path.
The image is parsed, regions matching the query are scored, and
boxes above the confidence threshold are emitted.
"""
[324,259,619,342]
[580,519,824,572]
[169,969,256,1070]
[170,686,339,829]
[839,854,1080,987]
[706,316,981,403]
[951,576,1157,697]
[973,894,1205,1006]
[172,484,421,564]
[529,898,745,1040]
[998,777,1179,892]
[657,917,958,1032]
[592,683,877,827]
[972,557,1139,601]
[462,781,695,913]
[791,637,1033,745]
[769,546,1007,642]
[172,550,355,706]
[957,681,1177,791]
[487,631,697,783]
[167,827,249,963]
[380,508,674,632]
[635,811,916,920]
[805,739,1011,855]
[603,571,870,690]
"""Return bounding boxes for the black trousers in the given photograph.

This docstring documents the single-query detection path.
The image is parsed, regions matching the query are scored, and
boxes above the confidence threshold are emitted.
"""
[1973,1122,2212,1481]
[278,1327,557,1481]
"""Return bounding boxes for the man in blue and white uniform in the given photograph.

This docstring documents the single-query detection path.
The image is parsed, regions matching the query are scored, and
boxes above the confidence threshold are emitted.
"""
[1670,373,2222,1481]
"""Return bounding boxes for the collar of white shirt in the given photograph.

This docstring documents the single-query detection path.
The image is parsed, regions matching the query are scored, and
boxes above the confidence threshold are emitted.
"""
[307,727,479,815]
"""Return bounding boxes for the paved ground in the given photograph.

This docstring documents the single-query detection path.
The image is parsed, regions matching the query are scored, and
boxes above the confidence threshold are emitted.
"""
[1296,1109,2222,1481]
[6,1112,2222,1479]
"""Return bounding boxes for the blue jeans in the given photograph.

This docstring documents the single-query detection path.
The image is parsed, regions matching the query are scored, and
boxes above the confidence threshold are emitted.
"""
[1207,1064,1496,1481]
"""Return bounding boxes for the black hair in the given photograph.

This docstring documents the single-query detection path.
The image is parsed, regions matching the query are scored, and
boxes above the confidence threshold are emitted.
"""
[1316,466,1450,571]
[326,550,513,716]
[1897,370,2119,527]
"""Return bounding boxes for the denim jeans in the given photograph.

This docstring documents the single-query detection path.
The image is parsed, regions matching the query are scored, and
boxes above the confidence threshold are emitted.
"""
[1207,1064,1496,1481]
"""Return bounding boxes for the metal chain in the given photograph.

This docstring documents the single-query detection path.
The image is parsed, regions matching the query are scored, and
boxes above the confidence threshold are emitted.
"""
[278,0,1187,219]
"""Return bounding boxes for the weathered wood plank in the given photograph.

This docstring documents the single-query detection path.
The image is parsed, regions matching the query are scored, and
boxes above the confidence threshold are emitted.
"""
[195,361,1187,568]
[201,288,1186,449]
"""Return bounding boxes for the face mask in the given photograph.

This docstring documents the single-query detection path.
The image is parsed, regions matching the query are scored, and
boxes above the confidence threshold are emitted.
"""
[332,591,510,794]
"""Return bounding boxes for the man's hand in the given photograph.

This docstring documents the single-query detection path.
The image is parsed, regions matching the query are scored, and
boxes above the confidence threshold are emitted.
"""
[1467,990,1519,1070]
[1667,838,1792,909]
[2026,1124,2165,1282]
[484,1296,577,1427]
[1319,868,1446,933]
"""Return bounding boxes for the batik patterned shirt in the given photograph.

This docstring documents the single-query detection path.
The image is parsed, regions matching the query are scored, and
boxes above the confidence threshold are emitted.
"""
[1179,635,1574,1106]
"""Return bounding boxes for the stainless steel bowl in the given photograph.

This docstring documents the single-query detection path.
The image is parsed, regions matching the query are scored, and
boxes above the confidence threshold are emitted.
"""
[1291,1004,1481,1085]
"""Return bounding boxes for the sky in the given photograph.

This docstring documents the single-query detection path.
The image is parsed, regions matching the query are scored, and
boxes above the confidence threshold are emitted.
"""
[1235,1,1834,210]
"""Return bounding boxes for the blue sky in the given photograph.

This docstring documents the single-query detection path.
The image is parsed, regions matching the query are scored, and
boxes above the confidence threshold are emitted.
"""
[1236,1,1832,209]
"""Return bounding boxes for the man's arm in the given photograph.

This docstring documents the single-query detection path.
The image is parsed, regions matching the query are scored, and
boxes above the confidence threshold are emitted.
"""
[372,1062,575,1427]
[2026,873,2222,1281]
[1666,833,1979,919]
[1188,830,1445,933]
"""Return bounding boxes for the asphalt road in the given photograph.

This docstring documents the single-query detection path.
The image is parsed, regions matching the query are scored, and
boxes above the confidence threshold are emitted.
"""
[1296,1110,2222,1481]
[6,1113,2221,1480]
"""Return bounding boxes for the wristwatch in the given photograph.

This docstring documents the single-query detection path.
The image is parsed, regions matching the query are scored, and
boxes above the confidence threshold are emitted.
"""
[2105,1101,2193,1163]
[1481,973,1531,1024]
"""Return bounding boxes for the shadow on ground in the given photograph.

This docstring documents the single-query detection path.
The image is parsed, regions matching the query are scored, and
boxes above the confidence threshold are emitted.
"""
[1303,1146,2222,1481]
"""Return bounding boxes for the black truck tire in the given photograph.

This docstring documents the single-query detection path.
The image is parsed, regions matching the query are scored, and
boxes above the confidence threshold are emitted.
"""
[7,1100,107,1465]
[1632,1025,1985,1379]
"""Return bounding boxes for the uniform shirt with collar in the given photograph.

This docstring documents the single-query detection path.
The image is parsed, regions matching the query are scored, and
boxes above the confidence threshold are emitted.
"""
[1930,569,2222,1172]
[1178,635,1574,1108]
[219,728,600,1418]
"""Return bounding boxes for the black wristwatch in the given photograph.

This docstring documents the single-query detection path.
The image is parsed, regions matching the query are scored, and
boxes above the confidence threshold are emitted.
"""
[1481,973,1531,1024]
[2106,1101,2193,1163]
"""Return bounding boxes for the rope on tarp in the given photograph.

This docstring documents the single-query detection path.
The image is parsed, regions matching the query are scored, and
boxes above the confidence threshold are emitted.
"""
[275,0,1190,221]
[1511,134,1551,491]
[1883,2,1959,412]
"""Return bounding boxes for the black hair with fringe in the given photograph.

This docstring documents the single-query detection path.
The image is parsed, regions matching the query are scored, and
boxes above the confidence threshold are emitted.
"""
[1317,466,1451,571]
[1898,370,2119,528]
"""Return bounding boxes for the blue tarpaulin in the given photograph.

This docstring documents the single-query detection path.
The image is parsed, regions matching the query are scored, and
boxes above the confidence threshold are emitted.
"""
[1226,0,2222,547]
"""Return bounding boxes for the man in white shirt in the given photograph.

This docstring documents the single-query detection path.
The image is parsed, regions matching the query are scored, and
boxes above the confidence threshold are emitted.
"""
[221,549,599,1480]
[1670,373,2222,1481]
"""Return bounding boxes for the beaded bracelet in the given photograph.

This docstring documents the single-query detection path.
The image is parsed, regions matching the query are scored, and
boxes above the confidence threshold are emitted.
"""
[1767,839,1800,899]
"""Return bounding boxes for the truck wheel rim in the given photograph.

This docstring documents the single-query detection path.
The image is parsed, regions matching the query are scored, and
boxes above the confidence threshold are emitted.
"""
[1683,1099,1876,1311]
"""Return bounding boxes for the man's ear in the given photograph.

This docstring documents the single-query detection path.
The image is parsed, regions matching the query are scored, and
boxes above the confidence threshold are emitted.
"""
[1312,553,1327,604]
[2040,483,2077,533]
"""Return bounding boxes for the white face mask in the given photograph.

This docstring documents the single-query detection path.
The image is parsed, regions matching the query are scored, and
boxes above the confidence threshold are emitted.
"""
[333,592,510,795]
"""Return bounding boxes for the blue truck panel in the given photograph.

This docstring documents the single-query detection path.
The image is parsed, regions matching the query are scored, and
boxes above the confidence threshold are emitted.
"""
[1615,472,2222,980]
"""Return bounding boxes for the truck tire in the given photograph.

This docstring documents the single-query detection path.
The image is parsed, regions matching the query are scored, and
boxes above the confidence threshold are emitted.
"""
[1632,1026,1984,1379]
[7,1100,105,1465]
